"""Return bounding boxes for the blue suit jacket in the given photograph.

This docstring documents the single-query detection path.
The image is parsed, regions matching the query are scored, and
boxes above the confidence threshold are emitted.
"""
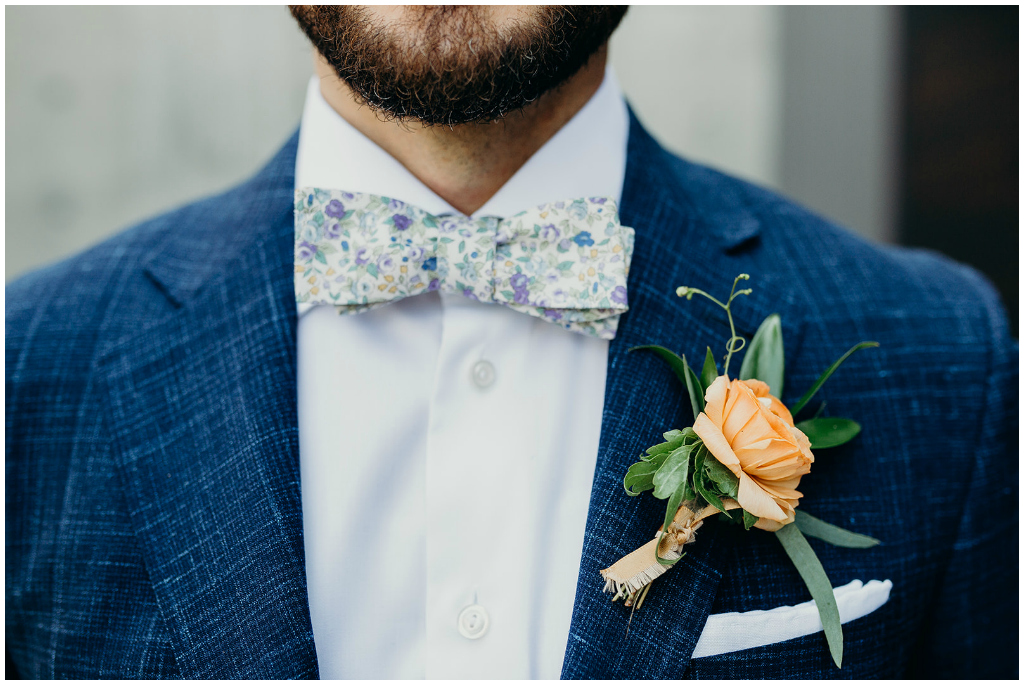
[6,115,1018,678]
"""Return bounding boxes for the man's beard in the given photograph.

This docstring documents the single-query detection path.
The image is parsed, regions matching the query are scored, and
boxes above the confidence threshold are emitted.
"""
[289,5,628,126]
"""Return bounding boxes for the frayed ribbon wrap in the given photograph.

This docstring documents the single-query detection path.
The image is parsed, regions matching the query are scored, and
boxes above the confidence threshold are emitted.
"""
[601,499,742,601]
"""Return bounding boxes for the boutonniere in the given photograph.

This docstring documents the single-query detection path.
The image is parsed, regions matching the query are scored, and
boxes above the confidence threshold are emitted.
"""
[601,274,879,669]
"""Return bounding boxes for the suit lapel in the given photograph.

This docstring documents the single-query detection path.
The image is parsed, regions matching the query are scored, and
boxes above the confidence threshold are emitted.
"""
[562,114,807,678]
[95,135,318,678]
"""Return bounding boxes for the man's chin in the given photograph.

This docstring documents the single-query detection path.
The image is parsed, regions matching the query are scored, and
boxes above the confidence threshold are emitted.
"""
[290,4,628,126]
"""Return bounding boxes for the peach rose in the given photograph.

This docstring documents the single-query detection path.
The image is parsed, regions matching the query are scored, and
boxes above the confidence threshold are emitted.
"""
[693,376,814,531]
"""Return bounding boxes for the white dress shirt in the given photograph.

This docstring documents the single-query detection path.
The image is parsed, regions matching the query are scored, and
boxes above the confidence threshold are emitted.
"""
[295,67,629,679]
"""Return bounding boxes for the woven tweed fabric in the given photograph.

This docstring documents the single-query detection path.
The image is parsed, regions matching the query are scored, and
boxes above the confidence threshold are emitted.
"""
[6,113,1017,679]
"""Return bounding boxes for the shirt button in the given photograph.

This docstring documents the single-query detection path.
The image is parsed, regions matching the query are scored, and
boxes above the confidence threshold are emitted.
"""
[457,604,490,640]
[470,360,496,389]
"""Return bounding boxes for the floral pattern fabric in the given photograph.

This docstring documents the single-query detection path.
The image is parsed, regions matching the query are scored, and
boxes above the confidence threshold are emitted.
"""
[294,188,635,339]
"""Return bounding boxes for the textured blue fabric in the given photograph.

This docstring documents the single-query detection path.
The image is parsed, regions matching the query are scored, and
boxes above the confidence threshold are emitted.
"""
[6,114,1017,679]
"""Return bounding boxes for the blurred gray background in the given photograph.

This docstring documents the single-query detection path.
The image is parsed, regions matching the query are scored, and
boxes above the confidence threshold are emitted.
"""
[2,6,908,281]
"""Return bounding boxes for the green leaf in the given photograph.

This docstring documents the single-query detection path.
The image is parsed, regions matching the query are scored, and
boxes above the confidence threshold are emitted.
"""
[682,476,697,503]
[630,346,703,419]
[652,444,693,499]
[623,460,660,496]
[314,251,327,265]
[644,450,672,470]
[660,473,688,530]
[775,524,843,668]
[701,347,718,392]
[684,361,706,418]
[794,510,880,548]
[692,446,726,513]
[366,263,378,278]
[694,477,725,513]
[643,428,692,459]
[703,455,739,499]
[791,341,879,415]
[630,345,688,385]
[666,427,697,443]
[742,509,758,530]
[739,313,785,397]
[796,418,862,450]
[719,508,745,526]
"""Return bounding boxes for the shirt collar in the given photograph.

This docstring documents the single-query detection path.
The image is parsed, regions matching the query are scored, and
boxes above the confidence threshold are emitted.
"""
[294,65,629,218]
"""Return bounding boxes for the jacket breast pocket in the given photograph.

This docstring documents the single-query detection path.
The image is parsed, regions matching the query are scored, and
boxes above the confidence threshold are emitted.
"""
[688,579,896,679]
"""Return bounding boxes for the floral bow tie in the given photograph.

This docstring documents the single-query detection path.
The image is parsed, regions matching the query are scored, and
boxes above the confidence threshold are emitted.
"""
[294,188,635,339]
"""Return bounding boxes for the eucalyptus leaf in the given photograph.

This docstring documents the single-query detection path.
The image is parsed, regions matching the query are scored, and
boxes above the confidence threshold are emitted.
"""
[775,524,843,668]
[794,510,880,548]
[701,347,718,392]
[631,345,702,419]
[739,313,785,397]
[704,453,740,498]
[630,345,689,386]
[791,341,879,415]
[652,444,693,499]
[684,361,706,418]
[796,418,862,450]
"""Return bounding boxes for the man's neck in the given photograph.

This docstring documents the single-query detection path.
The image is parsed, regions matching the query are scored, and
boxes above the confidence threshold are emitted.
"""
[314,47,608,215]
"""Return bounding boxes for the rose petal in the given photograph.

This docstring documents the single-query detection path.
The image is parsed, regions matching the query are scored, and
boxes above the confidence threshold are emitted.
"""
[740,379,795,425]
[694,413,743,478]
[697,376,812,525]
[769,398,795,426]
[746,457,811,480]
[736,471,789,520]
[702,376,730,427]
[734,439,803,467]
[756,480,803,500]
[740,378,771,397]
[753,517,786,532]
[722,384,761,443]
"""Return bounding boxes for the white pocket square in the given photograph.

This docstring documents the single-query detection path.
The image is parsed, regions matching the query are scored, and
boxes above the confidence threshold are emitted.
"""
[692,579,893,658]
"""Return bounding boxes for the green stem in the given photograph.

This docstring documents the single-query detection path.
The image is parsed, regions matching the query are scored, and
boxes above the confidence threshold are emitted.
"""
[723,300,740,376]
[677,287,727,310]
[678,275,752,377]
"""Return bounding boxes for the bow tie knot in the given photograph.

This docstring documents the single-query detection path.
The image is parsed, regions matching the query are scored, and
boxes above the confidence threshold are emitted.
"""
[295,188,634,339]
